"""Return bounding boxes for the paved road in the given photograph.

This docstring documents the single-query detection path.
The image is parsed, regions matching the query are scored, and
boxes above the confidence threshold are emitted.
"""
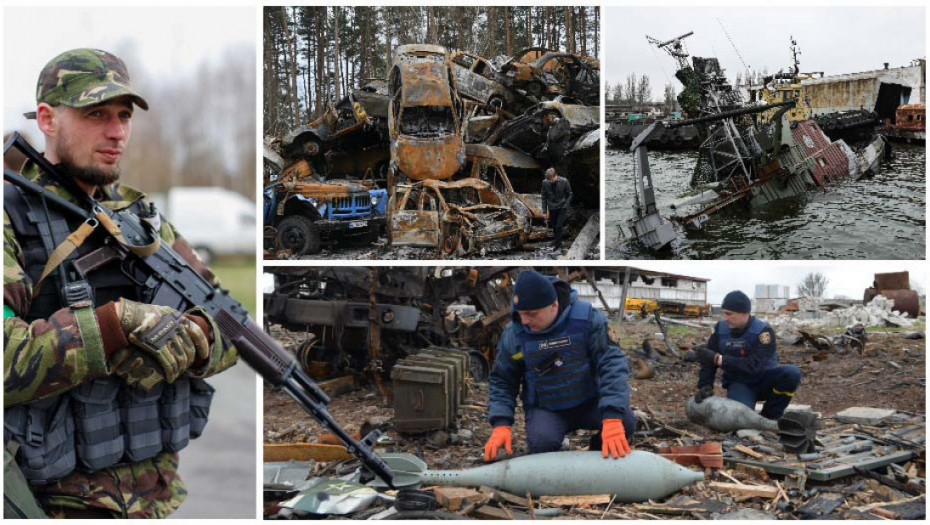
[170,361,256,519]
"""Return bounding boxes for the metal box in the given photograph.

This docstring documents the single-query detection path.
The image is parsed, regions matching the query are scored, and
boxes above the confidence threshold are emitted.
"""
[391,364,452,433]
[419,347,469,404]
[401,356,458,421]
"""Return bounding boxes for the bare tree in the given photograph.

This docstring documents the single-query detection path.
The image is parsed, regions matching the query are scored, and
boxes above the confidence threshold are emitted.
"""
[663,83,677,113]
[333,7,342,102]
[636,74,652,104]
[624,74,637,103]
[797,272,829,299]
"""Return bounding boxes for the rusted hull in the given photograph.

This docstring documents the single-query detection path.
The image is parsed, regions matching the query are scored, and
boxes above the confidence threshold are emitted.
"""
[791,121,852,186]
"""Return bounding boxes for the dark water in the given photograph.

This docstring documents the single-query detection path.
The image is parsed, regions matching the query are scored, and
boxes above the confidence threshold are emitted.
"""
[605,144,926,259]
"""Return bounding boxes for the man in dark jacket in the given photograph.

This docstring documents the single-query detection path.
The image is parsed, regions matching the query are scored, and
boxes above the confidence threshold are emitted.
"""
[693,291,802,420]
[545,114,571,165]
[541,168,572,251]
[484,270,635,461]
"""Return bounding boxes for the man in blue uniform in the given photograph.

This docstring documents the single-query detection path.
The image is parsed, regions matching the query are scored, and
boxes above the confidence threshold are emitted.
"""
[694,291,802,420]
[484,270,635,462]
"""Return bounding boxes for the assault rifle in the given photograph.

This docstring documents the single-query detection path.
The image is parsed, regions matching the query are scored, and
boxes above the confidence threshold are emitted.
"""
[3,132,394,487]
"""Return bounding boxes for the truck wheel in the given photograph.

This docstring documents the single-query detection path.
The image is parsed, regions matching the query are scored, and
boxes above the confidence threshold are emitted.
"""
[277,216,321,255]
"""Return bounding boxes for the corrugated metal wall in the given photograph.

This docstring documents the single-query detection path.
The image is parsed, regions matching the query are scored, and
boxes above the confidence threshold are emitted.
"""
[574,275,708,310]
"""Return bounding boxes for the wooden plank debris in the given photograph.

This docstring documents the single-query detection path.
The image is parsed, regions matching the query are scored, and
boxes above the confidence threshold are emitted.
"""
[433,487,485,512]
[263,442,352,462]
[538,494,613,507]
[732,444,764,459]
[708,482,779,499]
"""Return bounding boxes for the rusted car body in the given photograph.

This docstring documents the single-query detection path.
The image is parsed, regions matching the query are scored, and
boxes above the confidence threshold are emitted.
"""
[495,47,600,105]
[488,96,599,157]
[388,44,465,181]
[450,51,514,108]
[464,144,545,220]
[281,82,388,162]
[388,178,526,255]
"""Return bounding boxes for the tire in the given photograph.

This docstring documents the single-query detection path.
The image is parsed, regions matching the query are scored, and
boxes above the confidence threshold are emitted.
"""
[525,81,544,97]
[193,246,215,265]
[276,215,321,255]
[467,350,490,381]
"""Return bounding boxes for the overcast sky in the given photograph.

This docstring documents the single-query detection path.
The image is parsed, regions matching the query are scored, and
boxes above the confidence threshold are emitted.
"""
[605,6,926,100]
[3,6,255,145]
[634,261,926,304]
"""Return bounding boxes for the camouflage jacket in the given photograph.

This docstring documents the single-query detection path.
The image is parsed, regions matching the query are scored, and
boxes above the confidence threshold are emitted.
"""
[3,162,238,518]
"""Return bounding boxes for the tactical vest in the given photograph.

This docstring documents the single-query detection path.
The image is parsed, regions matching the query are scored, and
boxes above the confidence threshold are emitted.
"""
[3,182,214,485]
[515,301,596,411]
[716,317,777,384]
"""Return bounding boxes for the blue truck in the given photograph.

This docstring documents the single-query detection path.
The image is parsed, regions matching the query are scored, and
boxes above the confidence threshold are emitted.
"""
[264,179,387,255]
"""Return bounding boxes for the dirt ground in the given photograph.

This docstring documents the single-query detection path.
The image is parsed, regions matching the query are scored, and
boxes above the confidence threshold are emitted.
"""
[266,210,599,261]
[263,316,926,519]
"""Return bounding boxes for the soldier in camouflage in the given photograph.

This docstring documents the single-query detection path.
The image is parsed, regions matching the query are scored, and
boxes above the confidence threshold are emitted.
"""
[4,49,238,518]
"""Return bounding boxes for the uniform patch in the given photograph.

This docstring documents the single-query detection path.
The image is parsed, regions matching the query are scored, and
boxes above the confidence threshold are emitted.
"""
[538,336,572,351]
[759,331,772,345]
[512,351,524,360]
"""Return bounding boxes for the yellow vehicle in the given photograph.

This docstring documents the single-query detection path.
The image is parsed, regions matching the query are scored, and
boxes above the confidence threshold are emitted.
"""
[624,298,660,315]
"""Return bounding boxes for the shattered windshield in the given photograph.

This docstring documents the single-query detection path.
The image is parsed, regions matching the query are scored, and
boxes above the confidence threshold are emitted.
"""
[400,106,455,137]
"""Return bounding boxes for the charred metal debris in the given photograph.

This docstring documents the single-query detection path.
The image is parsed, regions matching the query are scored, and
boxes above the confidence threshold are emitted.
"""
[264,44,600,257]
[622,32,893,253]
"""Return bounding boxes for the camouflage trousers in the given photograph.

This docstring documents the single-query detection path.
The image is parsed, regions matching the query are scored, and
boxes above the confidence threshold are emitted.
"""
[35,453,187,519]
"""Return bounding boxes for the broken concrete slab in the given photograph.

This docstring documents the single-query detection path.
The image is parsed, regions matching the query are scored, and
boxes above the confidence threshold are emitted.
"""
[835,407,896,425]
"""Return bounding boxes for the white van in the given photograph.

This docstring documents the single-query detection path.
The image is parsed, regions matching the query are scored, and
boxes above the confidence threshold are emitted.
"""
[150,187,256,263]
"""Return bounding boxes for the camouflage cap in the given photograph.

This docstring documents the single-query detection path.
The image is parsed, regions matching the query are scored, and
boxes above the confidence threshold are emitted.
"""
[24,48,149,119]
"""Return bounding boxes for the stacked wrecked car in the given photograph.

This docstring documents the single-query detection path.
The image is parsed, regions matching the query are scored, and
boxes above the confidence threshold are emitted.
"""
[264,43,600,257]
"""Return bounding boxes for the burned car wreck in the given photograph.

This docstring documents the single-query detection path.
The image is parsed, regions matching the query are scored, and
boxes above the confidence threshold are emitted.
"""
[266,43,601,259]
[388,178,529,256]
[388,44,466,182]
[280,80,390,176]
[494,47,600,106]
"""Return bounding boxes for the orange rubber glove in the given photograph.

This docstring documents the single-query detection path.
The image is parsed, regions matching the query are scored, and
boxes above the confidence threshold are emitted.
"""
[601,418,632,459]
[483,425,513,462]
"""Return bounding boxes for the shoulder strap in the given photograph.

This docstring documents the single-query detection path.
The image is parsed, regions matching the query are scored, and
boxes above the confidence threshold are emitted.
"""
[747,317,767,335]
[568,300,592,321]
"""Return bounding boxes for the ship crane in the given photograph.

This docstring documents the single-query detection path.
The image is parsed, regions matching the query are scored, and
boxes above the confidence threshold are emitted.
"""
[646,31,693,71]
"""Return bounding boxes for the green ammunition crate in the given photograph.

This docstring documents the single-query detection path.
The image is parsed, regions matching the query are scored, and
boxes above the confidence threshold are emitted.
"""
[391,364,452,433]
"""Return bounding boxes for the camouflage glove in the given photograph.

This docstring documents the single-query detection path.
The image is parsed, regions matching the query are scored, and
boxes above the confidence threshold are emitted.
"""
[109,347,165,391]
[118,299,209,383]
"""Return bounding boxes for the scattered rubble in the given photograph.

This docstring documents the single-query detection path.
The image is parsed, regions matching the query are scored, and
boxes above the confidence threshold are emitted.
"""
[263,309,925,519]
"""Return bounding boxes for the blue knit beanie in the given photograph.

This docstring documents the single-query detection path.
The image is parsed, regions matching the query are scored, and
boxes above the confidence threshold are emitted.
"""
[722,290,752,313]
[512,270,557,311]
